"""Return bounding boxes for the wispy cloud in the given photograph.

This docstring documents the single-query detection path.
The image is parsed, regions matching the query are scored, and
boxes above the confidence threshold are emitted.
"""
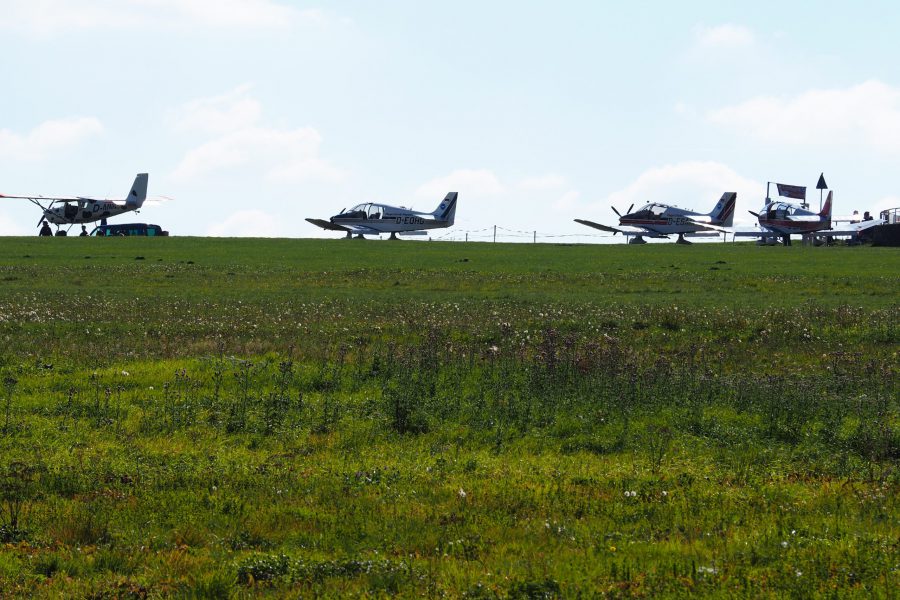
[206,209,291,237]
[168,84,261,134]
[693,24,756,50]
[0,117,104,160]
[708,80,900,153]
[170,86,344,183]
[0,0,328,34]
[415,169,506,200]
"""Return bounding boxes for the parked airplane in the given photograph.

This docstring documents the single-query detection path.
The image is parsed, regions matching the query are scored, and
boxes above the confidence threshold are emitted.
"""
[749,185,833,246]
[741,193,884,245]
[306,192,458,239]
[574,192,737,244]
[1,174,149,232]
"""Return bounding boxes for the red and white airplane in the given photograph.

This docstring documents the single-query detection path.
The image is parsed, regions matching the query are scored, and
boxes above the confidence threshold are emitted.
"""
[744,177,882,245]
[575,192,737,244]
[1,174,149,233]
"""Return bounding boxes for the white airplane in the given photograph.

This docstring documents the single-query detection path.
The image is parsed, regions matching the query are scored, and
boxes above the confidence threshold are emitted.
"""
[1,174,149,232]
[575,192,737,244]
[306,192,458,239]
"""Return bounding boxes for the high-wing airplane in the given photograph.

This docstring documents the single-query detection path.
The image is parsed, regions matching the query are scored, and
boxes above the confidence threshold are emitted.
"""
[1,173,149,232]
[306,192,458,239]
[574,192,737,244]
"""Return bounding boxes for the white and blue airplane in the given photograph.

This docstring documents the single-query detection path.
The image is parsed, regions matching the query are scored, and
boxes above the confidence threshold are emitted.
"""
[307,192,458,239]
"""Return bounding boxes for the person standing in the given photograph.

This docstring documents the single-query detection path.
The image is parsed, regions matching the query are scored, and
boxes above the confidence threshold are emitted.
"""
[79,225,88,236]
[39,220,52,236]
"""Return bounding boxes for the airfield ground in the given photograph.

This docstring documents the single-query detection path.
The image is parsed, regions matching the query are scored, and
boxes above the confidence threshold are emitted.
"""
[0,238,896,597]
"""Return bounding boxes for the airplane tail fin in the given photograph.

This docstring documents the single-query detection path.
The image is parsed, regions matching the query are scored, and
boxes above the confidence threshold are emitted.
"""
[708,192,737,226]
[125,173,149,208]
[819,190,833,218]
[432,192,458,224]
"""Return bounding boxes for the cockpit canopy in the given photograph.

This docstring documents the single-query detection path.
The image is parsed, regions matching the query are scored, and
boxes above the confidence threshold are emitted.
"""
[333,203,384,220]
[626,203,668,219]
[762,201,808,219]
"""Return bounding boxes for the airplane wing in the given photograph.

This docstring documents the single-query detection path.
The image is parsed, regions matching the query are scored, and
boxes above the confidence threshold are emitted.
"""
[818,219,885,236]
[306,218,351,232]
[0,194,84,202]
[305,218,384,236]
[733,230,775,238]
[574,219,624,234]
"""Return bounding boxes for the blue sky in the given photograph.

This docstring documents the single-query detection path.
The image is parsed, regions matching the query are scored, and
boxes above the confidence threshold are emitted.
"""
[2,0,899,239]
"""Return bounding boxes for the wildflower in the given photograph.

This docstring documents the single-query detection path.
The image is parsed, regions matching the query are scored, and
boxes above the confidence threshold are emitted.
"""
[121,370,130,377]
[781,541,788,548]
[458,488,467,499]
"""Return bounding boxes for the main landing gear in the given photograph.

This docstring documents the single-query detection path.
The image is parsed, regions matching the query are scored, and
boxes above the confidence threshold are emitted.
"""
[675,234,692,244]
[628,235,647,244]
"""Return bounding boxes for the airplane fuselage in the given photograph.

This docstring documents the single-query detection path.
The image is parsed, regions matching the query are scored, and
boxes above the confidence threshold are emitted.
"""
[330,211,450,233]
[44,201,137,225]
[755,201,830,236]
[619,212,710,235]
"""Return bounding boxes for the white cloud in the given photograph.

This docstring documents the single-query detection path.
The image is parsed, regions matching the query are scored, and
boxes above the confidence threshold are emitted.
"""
[708,80,900,153]
[0,0,325,34]
[553,190,582,211]
[415,169,505,200]
[601,161,762,226]
[206,209,289,237]
[169,84,261,134]
[517,174,568,191]
[170,87,344,183]
[0,117,104,160]
[693,24,756,50]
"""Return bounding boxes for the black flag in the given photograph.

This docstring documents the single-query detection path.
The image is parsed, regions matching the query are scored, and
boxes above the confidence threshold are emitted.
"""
[816,173,828,190]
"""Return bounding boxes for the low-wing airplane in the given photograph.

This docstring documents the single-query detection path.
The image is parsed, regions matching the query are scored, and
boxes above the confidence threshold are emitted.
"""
[574,192,737,244]
[742,179,835,245]
[306,192,458,239]
[1,173,149,232]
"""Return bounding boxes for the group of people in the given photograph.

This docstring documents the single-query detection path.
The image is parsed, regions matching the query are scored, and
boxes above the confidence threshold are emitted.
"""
[39,221,88,237]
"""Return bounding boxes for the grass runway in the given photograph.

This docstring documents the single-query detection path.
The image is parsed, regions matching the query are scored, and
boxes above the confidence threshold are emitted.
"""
[0,237,896,597]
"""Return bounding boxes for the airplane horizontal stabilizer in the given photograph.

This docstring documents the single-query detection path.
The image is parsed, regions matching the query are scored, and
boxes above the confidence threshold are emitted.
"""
[684,218,728,233]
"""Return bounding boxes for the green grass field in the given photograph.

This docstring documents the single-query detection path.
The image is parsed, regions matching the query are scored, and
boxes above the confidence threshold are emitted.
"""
[0,237,896,597]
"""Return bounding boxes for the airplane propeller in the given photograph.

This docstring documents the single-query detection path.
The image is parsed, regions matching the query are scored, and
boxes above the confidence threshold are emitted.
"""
[611,204,634,218]
[748,210,760,218]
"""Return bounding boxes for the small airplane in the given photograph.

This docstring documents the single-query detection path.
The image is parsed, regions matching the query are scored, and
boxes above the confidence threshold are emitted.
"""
[1,173,149,232]
[749,184,833,246]
[306,192,458,239]
[574,192,737,243]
